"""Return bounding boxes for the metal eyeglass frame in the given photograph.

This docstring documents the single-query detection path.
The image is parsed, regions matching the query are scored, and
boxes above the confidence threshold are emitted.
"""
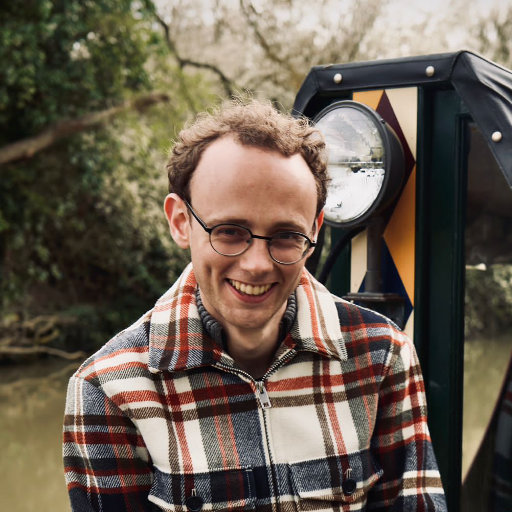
[183,199,316,265]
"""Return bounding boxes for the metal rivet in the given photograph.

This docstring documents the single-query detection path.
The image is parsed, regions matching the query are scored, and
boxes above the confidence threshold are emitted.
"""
[492,131,502,142]
[333,73,342,84]
[425,65,435,77]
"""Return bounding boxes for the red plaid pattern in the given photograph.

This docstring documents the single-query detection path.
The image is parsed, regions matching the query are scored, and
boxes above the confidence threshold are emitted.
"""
[63,263,446,511]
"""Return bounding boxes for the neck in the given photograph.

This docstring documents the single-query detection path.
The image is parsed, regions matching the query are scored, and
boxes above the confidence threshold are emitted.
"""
[224,320,282,379]
[196,288,296,380]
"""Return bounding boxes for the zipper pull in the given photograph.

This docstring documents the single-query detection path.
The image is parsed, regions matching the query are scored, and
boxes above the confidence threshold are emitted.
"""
[256,381,271,409]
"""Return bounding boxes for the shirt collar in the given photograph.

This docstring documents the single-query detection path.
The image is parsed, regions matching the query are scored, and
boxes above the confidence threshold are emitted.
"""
[148,263,347,374]
[195,287,297,348]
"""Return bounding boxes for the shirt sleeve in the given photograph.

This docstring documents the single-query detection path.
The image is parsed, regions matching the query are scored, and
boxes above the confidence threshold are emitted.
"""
[63,374,155,511]
[367,332,448,511]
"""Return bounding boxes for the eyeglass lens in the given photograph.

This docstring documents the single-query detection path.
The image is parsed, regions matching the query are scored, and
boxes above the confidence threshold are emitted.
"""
[210,225,309,264]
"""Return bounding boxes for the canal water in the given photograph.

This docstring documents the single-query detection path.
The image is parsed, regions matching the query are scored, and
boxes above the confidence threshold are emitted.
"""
[0,359,78,512]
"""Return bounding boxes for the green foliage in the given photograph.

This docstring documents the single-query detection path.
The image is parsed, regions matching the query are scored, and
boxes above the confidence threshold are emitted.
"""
[0,124,185,302]
[0,0,221,350]
[0,0,152,143]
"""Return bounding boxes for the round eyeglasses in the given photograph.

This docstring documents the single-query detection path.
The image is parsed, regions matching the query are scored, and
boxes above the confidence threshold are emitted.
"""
[184,200,317,265]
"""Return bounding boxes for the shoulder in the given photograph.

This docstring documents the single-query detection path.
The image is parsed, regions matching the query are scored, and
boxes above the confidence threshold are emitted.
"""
[333,296,398,328]
[72,309,153,386]
[296,270,411,366]
[331,295,414,367]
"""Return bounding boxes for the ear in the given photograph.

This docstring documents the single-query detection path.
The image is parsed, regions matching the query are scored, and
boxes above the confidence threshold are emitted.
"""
[314,210,324,239]
[163,193,190,249]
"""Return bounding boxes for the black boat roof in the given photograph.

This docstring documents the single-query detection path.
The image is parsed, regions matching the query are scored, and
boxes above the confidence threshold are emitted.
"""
[293,51,512,188]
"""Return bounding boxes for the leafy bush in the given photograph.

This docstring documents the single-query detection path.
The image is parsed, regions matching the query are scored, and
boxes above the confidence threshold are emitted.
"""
[0,0,217,351]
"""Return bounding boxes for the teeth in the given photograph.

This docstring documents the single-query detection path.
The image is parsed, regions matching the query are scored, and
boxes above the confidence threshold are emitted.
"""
[229,279,272,296]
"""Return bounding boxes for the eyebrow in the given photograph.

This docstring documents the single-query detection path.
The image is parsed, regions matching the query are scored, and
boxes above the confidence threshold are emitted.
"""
[206,217,311,234]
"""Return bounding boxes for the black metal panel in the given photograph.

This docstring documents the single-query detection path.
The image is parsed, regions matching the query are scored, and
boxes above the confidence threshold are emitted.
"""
[451,52,512,188]
[294,51,512,188]
[293,52,458,117]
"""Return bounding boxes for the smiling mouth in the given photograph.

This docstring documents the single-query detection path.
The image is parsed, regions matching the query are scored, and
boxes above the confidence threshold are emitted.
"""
[228,279,273,296]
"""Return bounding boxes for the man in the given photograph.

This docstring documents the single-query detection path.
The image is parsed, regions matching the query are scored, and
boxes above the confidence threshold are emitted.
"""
[63,100,447,511]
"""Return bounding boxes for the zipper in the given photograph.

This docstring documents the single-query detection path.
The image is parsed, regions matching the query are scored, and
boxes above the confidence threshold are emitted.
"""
[216,349,296,409]
[263,349,295,380]
[256,350,296,409]
[216,349,295,512]
[256,380,271,409]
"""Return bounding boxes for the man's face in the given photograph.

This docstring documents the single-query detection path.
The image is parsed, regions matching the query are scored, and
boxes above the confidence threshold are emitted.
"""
[173,136,321,343]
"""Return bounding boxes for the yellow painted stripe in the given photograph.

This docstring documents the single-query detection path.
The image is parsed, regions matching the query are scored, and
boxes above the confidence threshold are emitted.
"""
[384,166,416,305]
[350,231,367,293]
[404,310,414,340]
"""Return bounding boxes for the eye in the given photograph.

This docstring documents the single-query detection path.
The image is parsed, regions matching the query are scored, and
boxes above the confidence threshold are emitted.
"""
[271,232,309,251]
[273,232,307,242]
[212,225,250,242]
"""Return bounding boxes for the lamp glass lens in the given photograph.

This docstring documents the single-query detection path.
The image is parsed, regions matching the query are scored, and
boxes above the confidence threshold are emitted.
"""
[316,105,386,224]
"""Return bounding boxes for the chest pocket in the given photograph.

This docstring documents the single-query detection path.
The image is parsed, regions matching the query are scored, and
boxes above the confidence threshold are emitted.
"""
[149,467,256,512]
[289,451,383,510]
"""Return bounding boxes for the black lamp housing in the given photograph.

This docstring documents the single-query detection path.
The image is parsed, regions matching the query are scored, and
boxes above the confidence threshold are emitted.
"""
[313,100,407,328]
[313,100,405,228]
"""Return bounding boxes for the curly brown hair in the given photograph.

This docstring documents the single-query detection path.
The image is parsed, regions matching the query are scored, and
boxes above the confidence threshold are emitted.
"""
[166,99,328,216]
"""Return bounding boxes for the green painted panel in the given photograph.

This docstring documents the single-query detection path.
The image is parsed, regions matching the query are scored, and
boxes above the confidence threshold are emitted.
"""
[415,88,467,511]
[327,226,351,297]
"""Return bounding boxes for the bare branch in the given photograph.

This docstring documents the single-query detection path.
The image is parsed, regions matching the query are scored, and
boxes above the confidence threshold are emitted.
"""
[0,92,170,166]
[180,57,236,98]
[148,0,236,97]
[239,0,303,86]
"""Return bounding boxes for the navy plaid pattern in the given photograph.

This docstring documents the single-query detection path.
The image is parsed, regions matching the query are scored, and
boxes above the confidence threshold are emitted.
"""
[63,263,446,511]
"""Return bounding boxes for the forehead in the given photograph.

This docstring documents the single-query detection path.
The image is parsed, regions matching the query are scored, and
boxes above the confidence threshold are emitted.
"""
[189,136,318,227]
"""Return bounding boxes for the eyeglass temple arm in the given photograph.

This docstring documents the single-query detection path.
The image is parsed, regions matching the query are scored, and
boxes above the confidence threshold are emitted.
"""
[183,199,212,233]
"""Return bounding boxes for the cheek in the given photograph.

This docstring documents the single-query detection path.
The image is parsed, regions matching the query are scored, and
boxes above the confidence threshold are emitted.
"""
[282,265,305,289]
[189,233,215,264]
[190,249,227,281]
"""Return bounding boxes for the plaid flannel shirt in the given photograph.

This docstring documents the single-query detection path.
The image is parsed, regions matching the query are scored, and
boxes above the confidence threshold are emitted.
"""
[63,263,446,511]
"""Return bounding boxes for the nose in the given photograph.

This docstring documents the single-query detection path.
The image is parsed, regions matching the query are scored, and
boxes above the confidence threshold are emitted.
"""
[238,238,275,274]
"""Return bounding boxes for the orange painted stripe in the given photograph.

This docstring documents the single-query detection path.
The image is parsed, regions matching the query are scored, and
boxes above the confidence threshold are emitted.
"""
[353,90,383,110]
[384,166,416,305]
